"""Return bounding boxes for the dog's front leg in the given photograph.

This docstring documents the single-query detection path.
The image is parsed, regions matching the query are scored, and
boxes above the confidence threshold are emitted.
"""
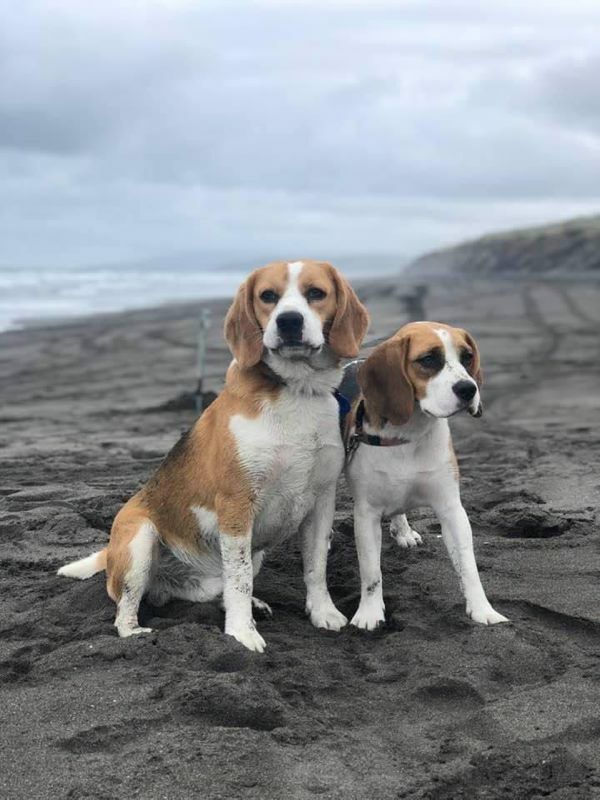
[432,491,508,625]
[302,484,347,631]
[350,500,385,629]
[220,528,266,652]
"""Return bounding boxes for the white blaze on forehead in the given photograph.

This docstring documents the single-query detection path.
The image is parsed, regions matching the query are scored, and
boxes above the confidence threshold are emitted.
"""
[433,327,466,377]
[434,327,473,374]
[433,327,457,360]
[261,260,324,350]
[283,260,306,300]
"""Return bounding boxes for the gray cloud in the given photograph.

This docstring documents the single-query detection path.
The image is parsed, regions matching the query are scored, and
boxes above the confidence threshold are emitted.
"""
[1,0,600,267]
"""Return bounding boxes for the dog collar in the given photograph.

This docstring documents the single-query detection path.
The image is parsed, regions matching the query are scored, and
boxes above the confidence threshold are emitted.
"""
[347,400,410,456]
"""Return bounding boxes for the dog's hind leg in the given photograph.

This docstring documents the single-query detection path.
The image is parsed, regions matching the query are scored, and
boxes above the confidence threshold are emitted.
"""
[252,549,265,577]
[389,514,423,549]
[107,510,158,638]
[250,549,272,616]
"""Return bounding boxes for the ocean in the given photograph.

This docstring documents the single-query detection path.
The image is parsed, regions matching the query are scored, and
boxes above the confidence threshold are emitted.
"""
[0,256,404,332]
[0,262,251,332]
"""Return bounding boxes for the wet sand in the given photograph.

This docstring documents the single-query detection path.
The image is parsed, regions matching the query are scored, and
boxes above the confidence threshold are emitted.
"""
[1,276,599,799]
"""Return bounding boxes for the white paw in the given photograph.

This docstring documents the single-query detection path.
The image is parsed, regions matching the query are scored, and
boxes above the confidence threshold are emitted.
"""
[467,603,509,625]
[350,601,385,631]
[252,596,273,617]
[226,624,267,653]
[117,626,153,638]
[391,527,423,549]
[307,598,347,631]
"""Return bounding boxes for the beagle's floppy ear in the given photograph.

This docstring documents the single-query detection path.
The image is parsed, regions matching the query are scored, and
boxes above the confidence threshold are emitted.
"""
[224,274,263,369]
[326,265,370,358]
[462,329,483,387]
[358,336,414,426]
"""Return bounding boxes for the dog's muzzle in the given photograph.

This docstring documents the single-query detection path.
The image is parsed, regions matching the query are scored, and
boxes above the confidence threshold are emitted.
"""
[276,310,304,345]
[272,310,321,358]
[452,380,482,416]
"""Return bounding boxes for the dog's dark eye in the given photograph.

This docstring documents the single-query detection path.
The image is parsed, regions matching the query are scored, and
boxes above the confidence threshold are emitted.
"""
[306,287,327,302]
[461,350,474,367]
[416,352,442,370]
[259,289,279,304]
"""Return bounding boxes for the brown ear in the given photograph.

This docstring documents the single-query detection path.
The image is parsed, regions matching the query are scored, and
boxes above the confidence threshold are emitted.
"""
[462,329,483,387]
[358,337,414,426]
[224,274,263,368]
[326,266,370,358]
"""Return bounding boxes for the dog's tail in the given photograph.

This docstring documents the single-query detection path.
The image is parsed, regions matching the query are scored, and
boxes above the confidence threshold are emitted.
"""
[57,548,107,579]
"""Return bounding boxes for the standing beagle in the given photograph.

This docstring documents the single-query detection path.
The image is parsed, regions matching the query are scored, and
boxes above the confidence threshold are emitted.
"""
[344,322,508,630]
[58,261,369,652]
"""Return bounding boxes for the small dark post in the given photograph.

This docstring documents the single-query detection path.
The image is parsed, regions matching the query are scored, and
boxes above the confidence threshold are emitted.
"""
[396,284,428,321]
[194,308,212,413]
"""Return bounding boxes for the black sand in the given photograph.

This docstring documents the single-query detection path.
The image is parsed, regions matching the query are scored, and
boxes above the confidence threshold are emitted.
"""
[1,277,599,799]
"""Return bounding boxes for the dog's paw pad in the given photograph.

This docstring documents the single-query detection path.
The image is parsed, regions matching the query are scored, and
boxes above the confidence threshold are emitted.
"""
[117,626,153,638]
[391,528,423,548]
[350,604,385,631]
[468,605,509,625]
[226,626,266,653]
[307,602,347,631]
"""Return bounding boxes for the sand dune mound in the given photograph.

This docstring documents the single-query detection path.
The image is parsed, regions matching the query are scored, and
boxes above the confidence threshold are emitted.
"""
[407,214,600,278]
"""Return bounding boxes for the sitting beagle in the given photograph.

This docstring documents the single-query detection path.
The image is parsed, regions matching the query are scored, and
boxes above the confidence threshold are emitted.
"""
[58,260,369,652]
[343,322,508,630]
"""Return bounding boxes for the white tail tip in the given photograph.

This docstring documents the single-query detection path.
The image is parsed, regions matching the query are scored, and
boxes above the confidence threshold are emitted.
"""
[57,550,105,580]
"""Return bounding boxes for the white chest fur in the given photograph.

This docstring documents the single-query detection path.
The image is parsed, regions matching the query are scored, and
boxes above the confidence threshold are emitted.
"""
[230,390,344,546]
[346,418,454,516]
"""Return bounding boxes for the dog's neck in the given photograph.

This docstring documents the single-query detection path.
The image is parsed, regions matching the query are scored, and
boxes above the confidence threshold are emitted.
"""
[360,400,441,444]
[263,349,343,397]
[227,351,343,400]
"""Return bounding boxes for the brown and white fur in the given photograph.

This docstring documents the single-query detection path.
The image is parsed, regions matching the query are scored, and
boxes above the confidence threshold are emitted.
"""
[58,260,369,652]
[345,322,508,630]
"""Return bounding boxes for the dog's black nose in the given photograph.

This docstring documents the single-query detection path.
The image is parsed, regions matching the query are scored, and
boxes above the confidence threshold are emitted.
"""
[276,311,304,341]
[452,380,477,403]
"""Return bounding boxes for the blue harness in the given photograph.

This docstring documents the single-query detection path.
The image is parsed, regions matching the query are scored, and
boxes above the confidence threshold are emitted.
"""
[333,389,352,432]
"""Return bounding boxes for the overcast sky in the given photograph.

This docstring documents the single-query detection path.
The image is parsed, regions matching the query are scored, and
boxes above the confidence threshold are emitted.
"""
[2,0,600,269]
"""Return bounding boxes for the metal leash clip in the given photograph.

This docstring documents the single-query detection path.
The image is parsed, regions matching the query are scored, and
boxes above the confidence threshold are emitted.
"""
[345,430,361,463]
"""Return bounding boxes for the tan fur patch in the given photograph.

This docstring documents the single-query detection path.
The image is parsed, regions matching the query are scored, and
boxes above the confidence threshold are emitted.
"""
[399,324,447,401]
[358,337,414,427]
[251,261,291,331]
[106,495,149,601]
[106,364,282,599]
[142,363,279,542]
[296,261,339,327]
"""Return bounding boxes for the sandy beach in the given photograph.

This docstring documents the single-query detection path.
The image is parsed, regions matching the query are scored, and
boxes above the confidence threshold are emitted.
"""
[1,274,599,799]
